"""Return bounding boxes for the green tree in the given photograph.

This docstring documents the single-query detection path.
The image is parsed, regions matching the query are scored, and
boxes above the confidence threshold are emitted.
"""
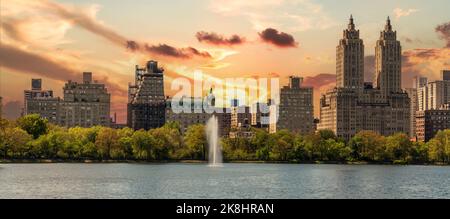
[385,133,412,162]
[349,131,386,161]
[2,127,32,158]
[132,130,155,160]
[183,124,206,160]
[428,130,450,163]
[270,130,295,161]
[17,114,48,139]
[95,127,119,159]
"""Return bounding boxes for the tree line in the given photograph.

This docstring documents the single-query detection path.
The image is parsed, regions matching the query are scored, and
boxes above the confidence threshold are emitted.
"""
[0,114,449,164]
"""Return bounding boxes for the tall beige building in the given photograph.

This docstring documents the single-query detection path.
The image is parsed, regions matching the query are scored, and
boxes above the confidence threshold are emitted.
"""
[374,17,402,96]
[417,74,450,111]
[319,16,410,141]
[24,73,111,127]
[275,76,314,134]
[59,72,111,127]
[336,15,364,90]
[405,88,418,138]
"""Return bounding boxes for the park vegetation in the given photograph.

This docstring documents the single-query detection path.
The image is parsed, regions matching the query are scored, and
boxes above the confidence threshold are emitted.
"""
[0,114,449,164]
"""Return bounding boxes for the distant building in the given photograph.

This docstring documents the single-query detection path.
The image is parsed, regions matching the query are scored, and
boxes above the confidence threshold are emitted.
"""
[24,79,54,116]
[442,70,450,81]
[59,72,111,127]
[405,88,418,138]
[417,74,450,111]
[251,102,271,130]
[166,96,231,137]
[276,76,314,134]
[231,106,252,130]
[24,79,59,123]
[319,16,410,141]
[128,60,166,130]
[24,73,111,127]
[416,105,450,142]
[336,15,364,90]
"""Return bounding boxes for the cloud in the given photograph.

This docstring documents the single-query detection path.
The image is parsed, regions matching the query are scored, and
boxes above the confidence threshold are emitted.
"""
[302,74,336,89]
[435,22,450,48]
[144,44,212,59]
[393,8,419,19]
[196,31,246,46]
[259,28,298,48]
[1,0,212,60]
[0,43,127,97]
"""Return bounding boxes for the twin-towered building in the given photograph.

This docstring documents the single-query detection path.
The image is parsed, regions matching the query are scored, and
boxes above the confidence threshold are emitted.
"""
[319,16,410,141]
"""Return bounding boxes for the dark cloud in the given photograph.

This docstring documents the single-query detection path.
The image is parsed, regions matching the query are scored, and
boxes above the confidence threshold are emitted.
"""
[435,22,450,48]
[0,43,127,96]
[126,41,140,51]
[144,44,212,59]
[303,73,336,89]
[259,28,298,48]
[126,41,212,59]
[2,101,22,120]
[196,31,245,46]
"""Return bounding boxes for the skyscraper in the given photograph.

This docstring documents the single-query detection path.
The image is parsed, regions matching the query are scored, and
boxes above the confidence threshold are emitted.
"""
[374,17,402,96]
[336,15,364,90]
[128,60,166,130]
[319,16,410,141]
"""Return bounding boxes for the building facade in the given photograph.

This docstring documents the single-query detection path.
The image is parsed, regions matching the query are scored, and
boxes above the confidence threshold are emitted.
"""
[374,17,402,96]
[166,96,231,137]
[276,76,314,134]
[336,15,364,90]
[416,106,450,142]
[58,72,111,127]
[24,79,54,116]
[24,73,111,127]
[405,88,418,138]
[319,16,410,141]
[417,73,450,111]
[127,60,166,130]
[251,102,271,130]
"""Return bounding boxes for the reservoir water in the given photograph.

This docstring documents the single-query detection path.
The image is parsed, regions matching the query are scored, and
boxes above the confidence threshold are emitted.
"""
[0,163,449,199]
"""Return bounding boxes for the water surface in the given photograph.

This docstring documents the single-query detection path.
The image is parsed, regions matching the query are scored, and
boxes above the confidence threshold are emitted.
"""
[0,163,449,199]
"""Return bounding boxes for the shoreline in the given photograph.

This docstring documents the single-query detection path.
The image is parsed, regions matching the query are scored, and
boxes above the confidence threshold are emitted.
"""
[0,159,448,166]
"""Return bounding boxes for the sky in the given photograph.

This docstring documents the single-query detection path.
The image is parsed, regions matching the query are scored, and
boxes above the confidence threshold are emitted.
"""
[1,0,449,123]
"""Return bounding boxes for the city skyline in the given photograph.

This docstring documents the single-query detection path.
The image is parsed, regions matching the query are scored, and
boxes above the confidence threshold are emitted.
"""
[1,0,450,123]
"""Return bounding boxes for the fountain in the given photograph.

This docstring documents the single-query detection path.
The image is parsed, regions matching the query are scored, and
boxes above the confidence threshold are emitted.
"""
[206,115,223,167]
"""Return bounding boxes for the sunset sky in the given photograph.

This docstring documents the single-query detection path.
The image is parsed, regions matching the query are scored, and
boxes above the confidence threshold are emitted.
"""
[1,0,449,123]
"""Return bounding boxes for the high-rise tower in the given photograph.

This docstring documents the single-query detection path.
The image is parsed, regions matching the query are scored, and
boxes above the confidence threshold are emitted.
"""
[374,17,402,96]
[336,15,364,90]
[127,60,166,130]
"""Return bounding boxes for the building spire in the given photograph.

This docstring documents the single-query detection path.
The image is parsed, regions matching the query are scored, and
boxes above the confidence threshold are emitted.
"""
[385,16,392,31]
[348,14,355,30]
